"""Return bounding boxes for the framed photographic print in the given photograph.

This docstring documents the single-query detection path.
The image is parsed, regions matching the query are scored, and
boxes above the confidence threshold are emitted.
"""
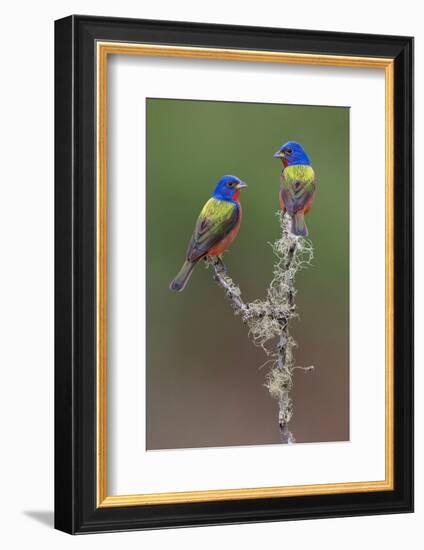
[54,15,413,534]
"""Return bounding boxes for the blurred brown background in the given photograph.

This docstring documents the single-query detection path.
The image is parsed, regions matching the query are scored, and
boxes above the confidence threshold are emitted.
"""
[146,98,349,449]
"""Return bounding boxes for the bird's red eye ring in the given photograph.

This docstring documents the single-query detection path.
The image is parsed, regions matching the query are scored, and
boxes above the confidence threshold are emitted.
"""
[285,148,293,155]
[228,182,235,187]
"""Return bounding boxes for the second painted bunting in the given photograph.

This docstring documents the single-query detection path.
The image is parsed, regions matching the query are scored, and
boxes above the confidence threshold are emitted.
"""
[170,175,247,292]
[273,141,316,237]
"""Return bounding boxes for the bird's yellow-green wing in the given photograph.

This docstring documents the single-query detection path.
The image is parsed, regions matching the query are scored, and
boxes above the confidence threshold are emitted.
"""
[281,165,316,214]
[186,198,239,262]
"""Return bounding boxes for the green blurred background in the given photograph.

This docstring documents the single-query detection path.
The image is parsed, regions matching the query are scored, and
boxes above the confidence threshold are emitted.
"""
[146,98,349,449]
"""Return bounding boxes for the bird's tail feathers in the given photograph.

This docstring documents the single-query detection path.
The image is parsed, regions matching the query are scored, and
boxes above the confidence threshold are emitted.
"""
[291,212,308,237]
[170,260,196,292]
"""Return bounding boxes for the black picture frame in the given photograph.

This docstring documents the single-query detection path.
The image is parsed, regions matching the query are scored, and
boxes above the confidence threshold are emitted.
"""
[55,15,413,534]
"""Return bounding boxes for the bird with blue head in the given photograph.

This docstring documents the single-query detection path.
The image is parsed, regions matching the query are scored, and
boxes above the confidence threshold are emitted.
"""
[170,175,247,292]
[273,141,316,237]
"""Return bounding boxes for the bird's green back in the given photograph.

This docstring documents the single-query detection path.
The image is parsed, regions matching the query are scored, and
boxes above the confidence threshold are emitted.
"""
[199,197,237,223]
[282,164,315,187]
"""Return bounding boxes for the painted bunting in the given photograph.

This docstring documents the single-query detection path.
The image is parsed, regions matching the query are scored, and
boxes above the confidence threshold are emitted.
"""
[170,175,247,292]
[273,141,316,237]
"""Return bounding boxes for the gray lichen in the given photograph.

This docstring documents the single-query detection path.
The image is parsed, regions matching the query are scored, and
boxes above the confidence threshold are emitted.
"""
[206,211,314,443]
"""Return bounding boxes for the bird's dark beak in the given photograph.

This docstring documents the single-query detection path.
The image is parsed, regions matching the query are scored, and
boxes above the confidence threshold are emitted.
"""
[236,181,248,190]
[273,150,284,159]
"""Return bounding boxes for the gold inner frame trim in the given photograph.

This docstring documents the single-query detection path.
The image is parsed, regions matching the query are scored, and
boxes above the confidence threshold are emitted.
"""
[96,42,395,508]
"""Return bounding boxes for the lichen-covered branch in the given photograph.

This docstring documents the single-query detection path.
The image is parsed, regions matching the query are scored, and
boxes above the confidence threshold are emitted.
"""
[206,212,314,443]
[206,256,250,318]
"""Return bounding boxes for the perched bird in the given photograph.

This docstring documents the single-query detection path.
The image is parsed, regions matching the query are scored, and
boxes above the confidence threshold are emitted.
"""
[170,175,247,292]
[273,141,316,237]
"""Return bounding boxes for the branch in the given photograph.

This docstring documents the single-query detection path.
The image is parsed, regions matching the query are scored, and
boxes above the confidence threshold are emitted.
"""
[275,240,297,444]
[207,256,250,318]
[205,212,314,444]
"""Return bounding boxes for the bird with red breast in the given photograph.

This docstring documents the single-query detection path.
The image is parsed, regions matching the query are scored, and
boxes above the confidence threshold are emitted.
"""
[170,175,247,292]
[273,141,316,237]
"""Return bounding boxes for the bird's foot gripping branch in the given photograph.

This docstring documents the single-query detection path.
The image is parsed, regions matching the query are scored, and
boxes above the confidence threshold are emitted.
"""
[206,211,314,444]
